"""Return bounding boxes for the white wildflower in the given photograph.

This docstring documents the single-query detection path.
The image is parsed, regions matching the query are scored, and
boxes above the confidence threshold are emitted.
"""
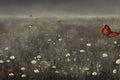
[80,49,85,53]
[5,47,9,51]
[52,65,56,68]
[0,60,4,63]
[6,59,10,63]
[31,60,37,64]
[66,53,70,57]
[55,70,60,73]
[34,57,37,59]
[102,53,108,57]
[80,38,84,40]
[34,69,39,73]
[114,41,117,44]
[21,67,26,71]
[58,38,62,42]
[115,59,120,64]
[92,72,97,76]
[37,55,41,59]
[9,73,14,76]
[113,69,117,74]
[67,58,71,62]
[29,25,32,28]
[21,74,27,78]
[84,67,89,71]
[86,43,92,47]
[48,39,52,42]
[10,56,15,60]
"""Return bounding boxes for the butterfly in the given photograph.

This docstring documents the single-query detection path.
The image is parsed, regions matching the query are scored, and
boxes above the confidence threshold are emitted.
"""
[102,25,119,38]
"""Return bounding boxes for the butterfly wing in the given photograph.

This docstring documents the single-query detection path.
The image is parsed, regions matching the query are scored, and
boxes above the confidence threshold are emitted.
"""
[107,32,119,37]
[102,25,119,38]
[102,25,111,35]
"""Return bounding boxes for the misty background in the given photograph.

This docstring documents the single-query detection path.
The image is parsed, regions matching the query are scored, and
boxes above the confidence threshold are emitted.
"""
[0,0,120,17]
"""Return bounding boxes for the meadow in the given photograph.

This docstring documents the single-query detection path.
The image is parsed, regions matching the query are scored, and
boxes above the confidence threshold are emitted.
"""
[0,16,120,80]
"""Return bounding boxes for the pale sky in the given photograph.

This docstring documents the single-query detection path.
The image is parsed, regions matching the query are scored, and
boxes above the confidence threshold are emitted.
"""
[0,0,120,17]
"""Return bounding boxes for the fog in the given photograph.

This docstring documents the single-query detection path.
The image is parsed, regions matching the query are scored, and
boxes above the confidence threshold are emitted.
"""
[0,0,120,17]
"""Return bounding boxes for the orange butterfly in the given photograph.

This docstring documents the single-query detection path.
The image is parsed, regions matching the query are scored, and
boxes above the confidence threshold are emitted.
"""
[102,25,119,37]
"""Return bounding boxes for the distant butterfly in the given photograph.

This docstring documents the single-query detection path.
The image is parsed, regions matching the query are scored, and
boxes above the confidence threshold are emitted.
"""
[102,25,119,38]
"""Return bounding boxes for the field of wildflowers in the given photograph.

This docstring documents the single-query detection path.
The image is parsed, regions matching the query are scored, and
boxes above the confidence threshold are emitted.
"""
[0,16,120,80]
